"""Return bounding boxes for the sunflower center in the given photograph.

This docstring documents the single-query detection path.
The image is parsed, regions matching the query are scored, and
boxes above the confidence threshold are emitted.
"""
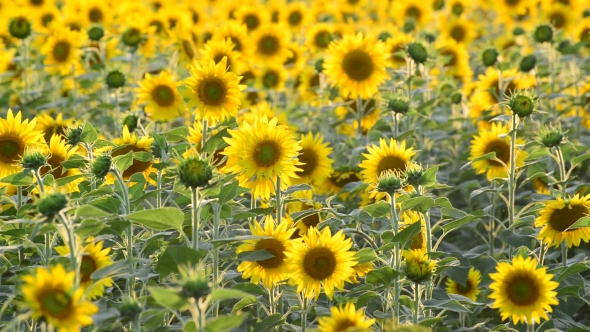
[254,238,286,268]
[314,31,331,48]
[410,230,425,250]
[262,70,279,88]
[192,12,200,24]
[244,14,260,30]
[258,35,280,55]
[213,53,232,68]
[377,156,407,177]
[548,204,589,232]
[406,6,422,20]
[43,125,66,143]
[42,14,54,27]
[111,145,153,179]
[151,85,175,107]
[41,291,72,319]
[330,173,360,188]
[580,28,590,42]
[230,37,243,52]
[456,279,472,294]
[450,25,466,42]
[31,0,43,5]
[507,276,539,306]
[484,140,510,165]
[198,78,227,106]
[342,50,374,81]
[80,254,98,283]
[41,153,66,179]
[302,206,320,228]
[304,247,336,280]
[254,140,280,167]
[310,74,320,89]
[505,0,520,6]
[289,11,302,26]
[296,148,318,177]
[68,22,81,32]
[52,41,71,62]
[549,12,566,29]
[183,39,195,59]
[0,137,23,164]
[334,319,357,332]
[150,20,164,34]
[440,49,458,67]
[88,8,103,23]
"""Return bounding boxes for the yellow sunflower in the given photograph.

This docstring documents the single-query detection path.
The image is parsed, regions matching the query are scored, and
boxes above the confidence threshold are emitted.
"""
[286,227,357,300]
[400,210,428,251]
[489,256,559,324]
[41,26,86,76]
[573,18,590,44]
[212,20,250,55]
[385,32,414,68]
[318,302,376,332]
[55,237,113,300]
[469,122,527,181]
[440,17,477,44]
[106,126,156,183]
[359,138,415,199]
[222,116,302,200]
[297,67,322,102]
[473,67,535,110]
[306,23,334,54]
[136,71,186,122]
[281,2,310,31]
[38,134,84,193]
[389,0,432,28]
[257,64,288,91]
[323,32,389,99]
[446,267,482,301]
[80,0,110,27]
[534,194,590,248]
[287,190,323,238]
[351,262,374,284]
[293,133,334,186]
[542,3,575,34]
[0,110,43,179]
[532,177,552,195]
[237,216,297,288]
[35,112,73,143]
[21,265,98,332]
[200,38,243,73]
[319,169,363,197]
[234,4,269,32]
[183,57,245,123]
[335,97,382,137]
[402,248,437,283]
[238,101,293,131]
[251,24,292,64]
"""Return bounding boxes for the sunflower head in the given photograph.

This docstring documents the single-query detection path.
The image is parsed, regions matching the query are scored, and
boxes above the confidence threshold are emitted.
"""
[534,24,553,43]
[405,163,425,187]
[385,93,410,115]
[88,26,104,41]
[119,297,143,322]
[508,91,536,119]
[407,42,428,64]
[538,126,566,148]
[446,267,482,301]
[106,70,126,89]
[21,148,48,171]
[519,54,537,72]
[402,249,436,283]
[482,47,499,67]
[177,156,213,189]
[9,16,31,39]
[377,169,407,194]
[534,194,590,248]
[91,154,112,179]
[451,92,462,104]
[37,192,68,219]
[64,123,84,147]
[179,265,212,301]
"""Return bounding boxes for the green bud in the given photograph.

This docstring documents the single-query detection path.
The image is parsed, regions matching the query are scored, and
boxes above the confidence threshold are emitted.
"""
[482,48,498,67]
[378,31,392,42]
[118,298,142,322]
[402,249,436,283]
[122,27,142,48]
[21,150,47,171]
[407,42,428,64]
[88,26,104,41]
[377,170,406,194]
[403,20,415,33]
[557,40,578,55]
[178,157,213,188]
[422,32,436,43]
[451,3,463,16]
[519,55,536,72]
[9,17,31,40]
[508,92,536,119]
[451,93,462,104]
[385,94,410,114]
[534,25,553,43]
[65,123,84,147]
[432,0,445,10]
[38,193,68,219]
[513,27,525,36]
[106,70,126,89]
[122,114,139,133]
[314,58,324,73]
[91,154,112,179]
[584,10,590,18]
[405,163,425,187]
[538,127,565,148]
[179,267,211,301]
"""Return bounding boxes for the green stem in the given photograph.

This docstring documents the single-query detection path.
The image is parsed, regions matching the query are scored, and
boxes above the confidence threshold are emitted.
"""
[562,243,567,267]
[391,112,399,138]
[156,170,162,208]
[275,176,282,224]
[33,170,45,194]
[389,193,400,326]
[112,170,133,294]
[201,119,208,159]
[269,285,275,314]
[356,97,364,140]
[301,296,307,332]
[212,203,220,318]
[527,322,535,332]
[508,115,518,257]
[21,39,28,102]
[191,186,200,250]
[407,59,413,99]
[45,233,51,267]
[555,147,567,197]
[539,242,546,265]
[489,182,497,256]
[414,283,420,324]
[58,212,78,286]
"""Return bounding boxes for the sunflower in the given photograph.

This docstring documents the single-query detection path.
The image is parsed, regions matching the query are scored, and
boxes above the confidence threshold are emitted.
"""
[350,262,374,284]
[319,168,362,197]
[106,126,156,183]
[21,265,98,332]
[334,97,382,137]
[185,121,226,168]
[257,65,288,91]
[136,71,185,122]
[183,57,245,123]
[473,67,535,109]
[446,267,482,301]
[497,0,531,16]
[402,249,437,283]
[185,3,207,29]
[286,226,357,300]
[238,101,293,131]
[306,23,334,54]
[35,112,73,143]
[532,177,552,195]
[80,0,110,26]
[222,116,302,200]
[469,122,527,181]
[234,4,269,32]
[212,20,250,55]
[318,302,376,332]
[41,26,86,76]
[434,39,473,82]
[489,256,559,324]
[293,133,333,186]
[542,3,574,33]
[200,38,243,74]
[574,18,590,44]
[284,42,305,73]
[324,33,388,99]
[252,24,292,64]
[55,237,113,299]
[0,110,43,179]
[38,134,84,193]
[237,216,297,288]
[440,17,477,44]
[359,138,415,199]
[172,24,197,64]
[389,0,432,28]
[281,2,309,31]
[287,190,324,238]
[385,32,414,68]
[34,4,60,35]
[297,67,322,102]
[534,194,590,248]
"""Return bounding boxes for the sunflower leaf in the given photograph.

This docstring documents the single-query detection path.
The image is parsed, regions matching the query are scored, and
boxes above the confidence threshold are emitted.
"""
[556,263,590,282]
[81,121,99,143]
[354,248,377,265]
[154,246,205,278]
[237,249,275,261]
[566,217,590,230]
[127,207,184,230]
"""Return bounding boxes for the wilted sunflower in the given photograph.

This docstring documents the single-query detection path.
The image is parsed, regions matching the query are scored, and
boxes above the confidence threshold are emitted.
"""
[56,237,113,300]
[293,132,333,186]
[222,116,302,200]
[318,302,376,332]
[469,122,527,180]
[535,194,590,248]
[21,265,98,331]
[237,216,297,288]
[41,26,86,76]
[35,112,73,143]
[489,256,559,324]
[136,71,185,122]
[286,227,357,300]
[0,110,43,179]
[183,57,245,123]
[106,126,155,183]
[446,267,482,301]
[324,33,388,99]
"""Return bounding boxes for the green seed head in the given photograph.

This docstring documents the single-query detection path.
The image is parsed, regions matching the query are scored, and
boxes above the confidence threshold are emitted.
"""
[386,94,410,115]
[106,70,126,89]
[178,157,213,188]
[407,42,428,64]
[534,25,553,43]
[64,123,84,147]
[519,55,536,72]
[38,193,68,219]
[122,28,142,48]
[451,92,462,105]
[118,298,142,321]
[403,20,416,33]
[9,17,31,40]
[21,149,47,171]
[179,266,211,301]
[91,154,112,179]
[88,26,104,41]
[432,0,445,10]
[378,32,393,42]
[539,127,566,148]
[482,48,498,67]
[405,163,425,187]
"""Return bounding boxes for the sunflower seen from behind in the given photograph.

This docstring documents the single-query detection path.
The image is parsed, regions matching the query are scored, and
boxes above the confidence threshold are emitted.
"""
[41,26,86,76]
[286,226,357,300]
[446,267,481,301]
[21,265,98,332]
[469,122,527,181]
[534,194,590,248]
[489,255,559,324]
[318,302,375,332]
[183,57,245,123]
[324,32,388,99]
[237,216,297,288]
[136,71,185,122]
[223,116,301,200]
[0,109,43,179]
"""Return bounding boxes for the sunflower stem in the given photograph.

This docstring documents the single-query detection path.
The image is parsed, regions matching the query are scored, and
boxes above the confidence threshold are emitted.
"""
[301,296,307,332]
[539,242,546,265]
[269,285,275,314]
[507,114,518,257]
[356,97,364,140]
[407,59,413,100]
[389,193,400,326]
[413,283,420,324]
[201,119,208,159]
[489,182,497,257]
[114,88,120,136]
[561,243,567,267]
[33,170,45,194]
[527,322,535,332]
[21,39,28,103]
[212,203,221,318]
[391,111,398,138]
[191,186,201,251]
[275,176,282,225]
[58,211,79,287]
[112,169,133,294]
[555,146,567,197]
[44,233,51,267]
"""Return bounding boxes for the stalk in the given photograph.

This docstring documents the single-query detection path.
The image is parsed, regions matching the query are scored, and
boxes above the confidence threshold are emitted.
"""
[112,170,133,294]
[191,186,201,250]
[212,203,221,317]
[507,114,518,257]
[275,176,282,224]
[301,296,307,332]
[356,97,364,140]
[21,39,28,102]
[413,283,420,324]
[201,119,208,159]
[57,212,78,286]
[389,193,400,326]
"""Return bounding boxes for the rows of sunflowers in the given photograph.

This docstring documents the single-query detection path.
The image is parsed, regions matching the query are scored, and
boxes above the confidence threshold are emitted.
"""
[1,0,590,331]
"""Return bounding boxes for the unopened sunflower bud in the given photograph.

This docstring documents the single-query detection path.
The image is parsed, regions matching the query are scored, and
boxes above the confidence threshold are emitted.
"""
[519,55,536,72]
[402,249,436,283]
[122,114,139,133]
[405,163,425,187]
[9,17,31,39]
[508,92,536,119]
[538,127,566,148]
[482,48,498,67]
[451,92,462,104]
[403,20,415,33]
[534,25,553,43]
[377,170,406,194]
[106,70,126,89]
[119,298,142,322]
[88,26,104,41]
[432,0,445,11]
[314,58,324,73]
[513,27,525,36]
[180,269,211,301]
[21,149,47,171]
[378,32,392,42]
[91,154,112,179]
[407,42,428,64]
[38,193,68,219]
[64,123,84,147]
[178,157,213,188]
[385,94,410,115]
[122,28,142,48]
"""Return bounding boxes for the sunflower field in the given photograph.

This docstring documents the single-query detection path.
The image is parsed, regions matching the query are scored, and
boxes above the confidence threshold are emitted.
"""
[1,0,590,331]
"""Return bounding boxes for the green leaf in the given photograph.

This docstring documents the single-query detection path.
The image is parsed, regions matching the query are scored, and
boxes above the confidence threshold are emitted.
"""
[232,283,266,296]
[401,196,435,213]
[75,205,111,217]
[571,152,590,167]
[209,289,256,302]
[60,154,88,170]
[81,121,98,143]
[366,266,399,286]
[357,291,380,307]
[393,221,422,247]
[164,126,188,142]
[418,166,438,186]
[284,184,313,194]
[203,128,231,154]
[237,250,275,261]
[363,202,391,218]
[423,299,471,313]
[251,313,283,332]
[112,150,134,173]
[232,297,257,314]
[127,207,183,230]
[155,246,205,278]
[133,151,153,162]
[234,207,275,220]
[291,209,320,222]
[75,219,104,237]
[557,285,580,297]
[55,174,87,187]
[148,286,188,310]
[557,262,590,282]
[1,171,33,186]
[567,217,590,230]
[441,214,481,233]
[354,248,377,265]
[462,152,495,169]
[434,197,453,208]
[217,181,239,205]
